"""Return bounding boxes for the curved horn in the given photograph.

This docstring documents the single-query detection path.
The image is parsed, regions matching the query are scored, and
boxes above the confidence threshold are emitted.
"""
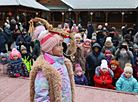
[32,17,53,31]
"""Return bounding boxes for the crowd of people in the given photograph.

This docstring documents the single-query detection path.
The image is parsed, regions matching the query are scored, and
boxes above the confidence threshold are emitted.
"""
[0,17,138,101]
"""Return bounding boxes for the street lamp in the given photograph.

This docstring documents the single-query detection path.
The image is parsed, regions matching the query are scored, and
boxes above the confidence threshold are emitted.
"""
[36,12,38,15]
[90,12,93,15]
[90,12,93,22]
[68,8,72,32]
[68,8,72,12]
[121,12,125,15]
[62,12,64,15]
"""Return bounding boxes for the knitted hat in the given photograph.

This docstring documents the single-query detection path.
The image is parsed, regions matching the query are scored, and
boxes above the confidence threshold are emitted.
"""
[105,50,111,56]
[73,24,76,26]
[0,52,8,58]
[74,34,82,40]
[34,26,46,39]
[64,23,68,26]
[101,60,108,70]
[58,24,62,28]
[75,63,82,72]
[92,33,97,36]
[106,37,112,43]
[34,26,63,54]
[124,66,133,74]
[98,25,102,29]
[21,45,27,51]
[125,63,132,67]
[91,36,97,40]
[84,39,91,44]
[11,48,20,57]
[125,34,131,39]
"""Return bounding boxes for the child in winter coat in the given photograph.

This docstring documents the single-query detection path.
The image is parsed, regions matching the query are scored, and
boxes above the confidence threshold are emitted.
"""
[66,33,85,71]
[82,39,91,58]
[0,53,9,74]
[94,60,114,89]
[105,50,114,65]
[7,48,29,77]
[21,45,32,73]
[116,66,138,93]
[91,34,97,47]
[132,57,138,81]
[74,64,88,86]
[115,41,133,69]
[30,24,75,102]
[109,60,123,87]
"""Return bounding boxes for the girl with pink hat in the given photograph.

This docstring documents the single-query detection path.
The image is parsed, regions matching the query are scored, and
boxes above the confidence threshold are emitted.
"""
[7,48,29,77]
[30,18,76,102]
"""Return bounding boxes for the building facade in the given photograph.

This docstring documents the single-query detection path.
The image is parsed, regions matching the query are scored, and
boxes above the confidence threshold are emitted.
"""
[38,0,138,29]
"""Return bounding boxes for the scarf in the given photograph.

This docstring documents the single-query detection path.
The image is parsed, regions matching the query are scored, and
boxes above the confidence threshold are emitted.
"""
[9,58,22,66]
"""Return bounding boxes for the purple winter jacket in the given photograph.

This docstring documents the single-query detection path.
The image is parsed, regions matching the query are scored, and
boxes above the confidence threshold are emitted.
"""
[74,74,88,86]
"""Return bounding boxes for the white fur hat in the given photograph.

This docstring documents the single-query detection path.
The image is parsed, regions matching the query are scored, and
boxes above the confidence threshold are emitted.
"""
[124,66,133,74]
[101,60,108,70]
[106,37,112,43]
[74,33,82,40]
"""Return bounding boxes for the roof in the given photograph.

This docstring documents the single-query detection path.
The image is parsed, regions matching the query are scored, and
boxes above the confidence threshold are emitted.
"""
[44,5,69,10]
[61,0,138,10]
[1,75,138,102]
[0,0,49,11]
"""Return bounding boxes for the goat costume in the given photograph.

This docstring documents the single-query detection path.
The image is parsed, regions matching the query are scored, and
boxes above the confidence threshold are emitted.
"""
[29,18,76,102]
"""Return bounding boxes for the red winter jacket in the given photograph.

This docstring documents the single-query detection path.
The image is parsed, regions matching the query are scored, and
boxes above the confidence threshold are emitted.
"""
[94,69,113,89]
[108,64,124,86]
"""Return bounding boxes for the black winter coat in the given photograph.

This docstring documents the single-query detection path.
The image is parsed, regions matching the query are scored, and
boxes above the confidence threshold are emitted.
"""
[87,22,94,39]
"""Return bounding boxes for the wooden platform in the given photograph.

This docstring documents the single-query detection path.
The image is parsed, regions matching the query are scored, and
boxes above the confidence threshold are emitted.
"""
[0,75,138,102]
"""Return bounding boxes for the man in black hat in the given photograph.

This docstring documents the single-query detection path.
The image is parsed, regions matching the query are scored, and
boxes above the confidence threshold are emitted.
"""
[132,22,138,35]
[87,21,94,39]
[103,28,119,47]
[117,34,133,52]
[16,28,32,53]
[80,27,87,41]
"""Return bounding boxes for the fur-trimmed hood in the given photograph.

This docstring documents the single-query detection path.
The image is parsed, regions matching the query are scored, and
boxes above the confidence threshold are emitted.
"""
[0,55,9,64]
[95,66,114,78]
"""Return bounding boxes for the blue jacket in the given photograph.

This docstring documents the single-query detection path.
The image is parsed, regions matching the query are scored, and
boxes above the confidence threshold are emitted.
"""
[74,74,88,86]
[0,31,8,53]
[16,34,31,52]
[116,74,138,93]
[85,43,106,76]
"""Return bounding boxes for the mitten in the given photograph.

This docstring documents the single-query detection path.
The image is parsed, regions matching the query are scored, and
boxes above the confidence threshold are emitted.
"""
[15,73,20,77]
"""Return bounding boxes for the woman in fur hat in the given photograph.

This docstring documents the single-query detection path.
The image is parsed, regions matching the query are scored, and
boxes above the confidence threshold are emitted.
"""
[30,18,76,102]
[102,37,116,56]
